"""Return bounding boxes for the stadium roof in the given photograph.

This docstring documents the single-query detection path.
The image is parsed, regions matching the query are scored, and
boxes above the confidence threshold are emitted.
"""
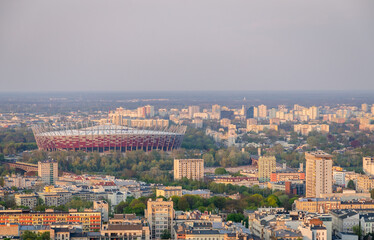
[36,124,184,137]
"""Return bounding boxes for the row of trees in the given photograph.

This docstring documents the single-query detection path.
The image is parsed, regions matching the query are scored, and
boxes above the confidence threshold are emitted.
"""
[0,127,37,155]
[114,190,298,217]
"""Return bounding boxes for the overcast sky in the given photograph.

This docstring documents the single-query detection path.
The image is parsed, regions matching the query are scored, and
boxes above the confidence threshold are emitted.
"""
[0,0,373,92]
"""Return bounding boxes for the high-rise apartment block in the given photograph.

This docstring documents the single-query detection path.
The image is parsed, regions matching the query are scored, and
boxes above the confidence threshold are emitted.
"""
[246,106,254,119]
[38,160,58,185]
[145,198,174,239]
[258,156,276,182]
[93,200,109,222]
[363,157,374,175]
[174,159,204,181]
[188,106,200,119]
[306,151,333,198]
[258,105,267,118]
[362,103,368,112]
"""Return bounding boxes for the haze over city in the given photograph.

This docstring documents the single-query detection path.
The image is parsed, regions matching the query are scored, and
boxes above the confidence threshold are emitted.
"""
[1,0,374,92]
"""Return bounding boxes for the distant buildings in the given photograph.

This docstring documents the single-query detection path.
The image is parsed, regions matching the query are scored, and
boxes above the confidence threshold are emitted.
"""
[188,106,200,119]
[247,124,278,133]
[258,156,276,183]
[214,176,259,187]
[156,186,183,198]
[359,118,374,131]
[258,104,267,118]
[294,124,329,136]
[270,172,305,182]
[306,151,333,198]
[145,198,174,239]
[174,159,204,181]
[362,103,368,112]
[38,160,58,185]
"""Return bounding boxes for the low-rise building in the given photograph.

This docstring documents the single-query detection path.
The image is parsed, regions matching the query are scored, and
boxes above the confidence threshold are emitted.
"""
[15,194,38,209]
[101,224,150,240]
[270,172,305,182]
[330,209,359,235]
[156,186,183,198]
[0,209,101,232]
[182,189,211,199]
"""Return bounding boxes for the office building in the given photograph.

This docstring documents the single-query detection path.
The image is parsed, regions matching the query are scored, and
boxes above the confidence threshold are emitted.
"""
[145,198,174,239]
[38,160,58,185]
[258,156,276,182]
[174,159,204,181]
[363,157,374,175]
[305,151,333,198]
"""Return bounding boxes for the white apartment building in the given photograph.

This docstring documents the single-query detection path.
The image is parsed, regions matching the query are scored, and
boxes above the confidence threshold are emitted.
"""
[306,151,333,198]
[174,159,204,181]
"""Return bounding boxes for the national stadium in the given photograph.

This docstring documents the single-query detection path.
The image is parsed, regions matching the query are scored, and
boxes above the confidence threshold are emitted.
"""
[32,123,186,152]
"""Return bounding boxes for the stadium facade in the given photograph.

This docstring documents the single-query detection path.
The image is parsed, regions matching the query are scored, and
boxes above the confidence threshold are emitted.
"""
[32,123,186,152]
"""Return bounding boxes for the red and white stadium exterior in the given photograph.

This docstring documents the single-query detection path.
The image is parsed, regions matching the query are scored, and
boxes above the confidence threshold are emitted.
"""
[32,123,186,152]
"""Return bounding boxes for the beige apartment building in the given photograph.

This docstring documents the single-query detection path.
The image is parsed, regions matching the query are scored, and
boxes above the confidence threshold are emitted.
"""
[145,198,174,239]
[363,157,374,175]
[94,200,109,223]
[258,104,267,118]
[174,159,204,181]
[258,156,276,182]
[38,160,58,185]
[305,151,333,198]
[294,124,329,136]
[356,174,374,193]
[156,186,182,199]
[15,194,38,209]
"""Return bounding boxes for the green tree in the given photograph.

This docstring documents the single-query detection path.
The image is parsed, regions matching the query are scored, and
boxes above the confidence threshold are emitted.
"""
[160,230,171,239]
[178,197,189,211]
[353,224,362,238]
[0,177,4,187]
[214,168,227,175]
[21,231,50,240]
[227,213,245,222]
[347,180,356,190]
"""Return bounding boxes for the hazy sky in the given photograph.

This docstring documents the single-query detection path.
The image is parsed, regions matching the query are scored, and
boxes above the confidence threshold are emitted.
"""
[1,0,373,92]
